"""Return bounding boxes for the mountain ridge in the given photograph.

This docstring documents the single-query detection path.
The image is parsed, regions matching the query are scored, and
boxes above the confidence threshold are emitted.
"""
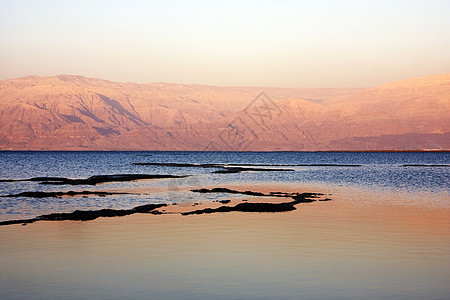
[0,74,448,151]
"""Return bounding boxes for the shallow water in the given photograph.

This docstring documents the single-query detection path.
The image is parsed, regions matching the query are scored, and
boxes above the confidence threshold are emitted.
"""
[0,151,449,299]
[1,189,449,299]
[0,151,449,221]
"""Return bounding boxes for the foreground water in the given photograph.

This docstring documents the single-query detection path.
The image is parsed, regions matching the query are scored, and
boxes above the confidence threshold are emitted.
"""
[0,151,449,299]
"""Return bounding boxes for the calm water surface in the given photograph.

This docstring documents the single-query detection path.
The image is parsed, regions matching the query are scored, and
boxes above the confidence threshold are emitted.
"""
[0,151,449,299]
[0,151,448,220]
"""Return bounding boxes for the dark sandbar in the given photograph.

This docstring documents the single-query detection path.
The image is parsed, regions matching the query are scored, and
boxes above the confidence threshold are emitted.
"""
[182,188,325,215]
[223,163,362,167]
[0,174,186,185]
[0,187,331,225]
[182,192,322,215]
[191,188,323,199]
[212,166,294,173]
[0,191,131,198]
[0,203,167,226]
[133,162,360,168]
[133,162,294,173]
[401,164,449,167]
[182,202,297,215]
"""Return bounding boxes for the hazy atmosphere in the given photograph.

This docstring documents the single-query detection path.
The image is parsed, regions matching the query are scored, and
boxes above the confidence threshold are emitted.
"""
[1,2,449,299]
[1,0,449,87]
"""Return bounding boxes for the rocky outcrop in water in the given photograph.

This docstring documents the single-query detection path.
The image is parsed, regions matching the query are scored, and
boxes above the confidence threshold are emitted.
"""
[0,203,167,226]
[0,191,131,198]
[0,174,186,185]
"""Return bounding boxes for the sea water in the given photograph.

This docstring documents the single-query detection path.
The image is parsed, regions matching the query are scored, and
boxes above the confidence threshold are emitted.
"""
[0,151,449,299]
[0,151,448,221]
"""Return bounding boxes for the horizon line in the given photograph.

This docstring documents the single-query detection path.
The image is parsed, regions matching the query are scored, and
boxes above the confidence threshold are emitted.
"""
[2,72,449,90]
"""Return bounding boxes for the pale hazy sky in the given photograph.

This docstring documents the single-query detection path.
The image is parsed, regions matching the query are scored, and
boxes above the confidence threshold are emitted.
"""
[1,0,449,87]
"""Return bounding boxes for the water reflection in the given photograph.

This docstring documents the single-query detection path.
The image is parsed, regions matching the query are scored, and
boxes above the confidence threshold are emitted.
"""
[1,185,449,299]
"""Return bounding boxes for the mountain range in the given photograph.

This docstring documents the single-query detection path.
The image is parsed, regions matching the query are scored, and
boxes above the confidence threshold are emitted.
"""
[0,74,448,151]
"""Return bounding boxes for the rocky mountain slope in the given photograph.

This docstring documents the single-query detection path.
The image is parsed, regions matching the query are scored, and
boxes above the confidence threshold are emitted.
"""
[0,74,448,150]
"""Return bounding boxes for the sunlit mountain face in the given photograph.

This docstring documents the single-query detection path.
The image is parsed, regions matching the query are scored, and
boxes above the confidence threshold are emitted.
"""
[0,74,448,151]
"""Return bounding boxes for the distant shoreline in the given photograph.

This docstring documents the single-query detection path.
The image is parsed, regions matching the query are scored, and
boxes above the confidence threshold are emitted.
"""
[0,150,449,153]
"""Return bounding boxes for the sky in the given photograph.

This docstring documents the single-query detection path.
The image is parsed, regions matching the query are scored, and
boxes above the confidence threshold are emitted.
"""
[0,0,449,87]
